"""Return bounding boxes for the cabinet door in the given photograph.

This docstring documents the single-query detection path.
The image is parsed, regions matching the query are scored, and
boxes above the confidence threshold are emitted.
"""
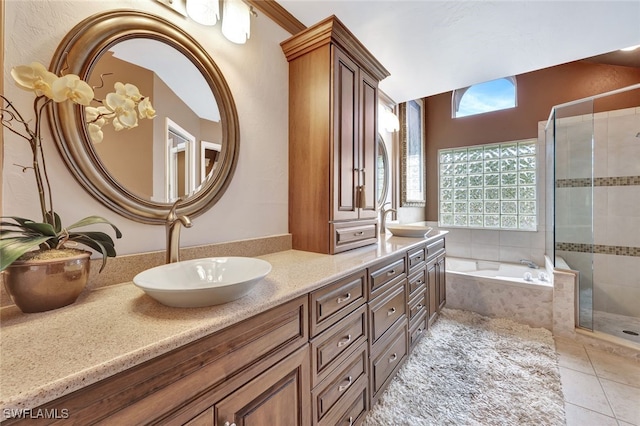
[437,256,446,310]
[215,345,311,426]
[427,261,438,325]
[333,47,359,222]
[358,69,378,219]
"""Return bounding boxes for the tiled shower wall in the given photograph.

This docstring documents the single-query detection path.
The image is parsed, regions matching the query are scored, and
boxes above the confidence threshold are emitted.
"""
[556,107,640,318]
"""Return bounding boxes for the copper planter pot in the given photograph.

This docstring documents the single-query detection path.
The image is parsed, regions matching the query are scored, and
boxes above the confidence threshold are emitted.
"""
[3,251,91,313]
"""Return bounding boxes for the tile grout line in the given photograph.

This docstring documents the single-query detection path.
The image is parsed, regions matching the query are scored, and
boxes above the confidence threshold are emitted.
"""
[585,346,620,422]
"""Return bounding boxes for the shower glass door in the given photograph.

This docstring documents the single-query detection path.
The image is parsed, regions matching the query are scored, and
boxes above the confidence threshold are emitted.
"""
[553,99,595,331]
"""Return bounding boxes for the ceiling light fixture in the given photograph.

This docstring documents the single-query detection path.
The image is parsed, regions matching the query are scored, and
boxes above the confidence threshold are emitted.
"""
[620,44,640,52]
[222,0,252,44]
[186,0,220,26]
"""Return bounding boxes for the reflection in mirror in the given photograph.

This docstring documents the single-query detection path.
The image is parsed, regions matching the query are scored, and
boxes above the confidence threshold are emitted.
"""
[399,99,426,207]
[88,39,222,203]
[376,134,389,207]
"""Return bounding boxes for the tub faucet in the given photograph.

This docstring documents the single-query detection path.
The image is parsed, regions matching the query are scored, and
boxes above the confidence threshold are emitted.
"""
[166,198,192,264]
[520,259,539,269]
[380,202,397,234]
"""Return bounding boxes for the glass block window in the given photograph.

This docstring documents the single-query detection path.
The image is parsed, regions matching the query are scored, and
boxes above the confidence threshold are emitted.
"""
[438,139,537,230]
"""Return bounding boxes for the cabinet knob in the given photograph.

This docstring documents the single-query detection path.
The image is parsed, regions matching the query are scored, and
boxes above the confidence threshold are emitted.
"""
[417,279,423,285]
[337,334,352,347]
[224,422,236,426]
[388,307,396,316]
[354,231,364,236]
[386,269,396,276]
[417,304,423,310]
[389,352,398,363]
[338,375,353,392]
[336,293,351,303]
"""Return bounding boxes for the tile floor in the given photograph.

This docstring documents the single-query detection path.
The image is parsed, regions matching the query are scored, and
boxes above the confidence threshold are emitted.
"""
[555,337,640,426]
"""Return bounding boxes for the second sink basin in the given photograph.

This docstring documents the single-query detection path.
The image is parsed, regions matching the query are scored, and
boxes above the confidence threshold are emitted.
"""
[386,221,434,238]
[133,257,272,308]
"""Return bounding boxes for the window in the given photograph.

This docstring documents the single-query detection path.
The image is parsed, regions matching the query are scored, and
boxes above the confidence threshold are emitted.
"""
[438,139,537,230]
[452,77,517,118]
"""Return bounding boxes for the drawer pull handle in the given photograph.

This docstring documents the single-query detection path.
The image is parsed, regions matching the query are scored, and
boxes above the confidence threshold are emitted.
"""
[389,353,398,363]
[416,304,423,310]
[224,422,236,426]
[348,416,354,426]
[388,307,396,316]
[337,334,352,347]
[387,269,396,276]
[337,293,352,303]
[338,375,353,392]
[418,327,424,334]
[416,279,423,285]
[354,231,364,236]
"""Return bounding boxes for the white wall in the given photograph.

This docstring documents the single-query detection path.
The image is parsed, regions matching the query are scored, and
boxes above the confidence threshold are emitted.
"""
[2,0,291,255]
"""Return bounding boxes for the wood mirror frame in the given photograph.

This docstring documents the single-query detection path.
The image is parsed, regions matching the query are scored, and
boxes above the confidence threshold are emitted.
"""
[48,10,239,224]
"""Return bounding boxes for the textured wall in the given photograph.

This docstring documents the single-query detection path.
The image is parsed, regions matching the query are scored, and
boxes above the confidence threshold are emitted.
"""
[2,0,291,256]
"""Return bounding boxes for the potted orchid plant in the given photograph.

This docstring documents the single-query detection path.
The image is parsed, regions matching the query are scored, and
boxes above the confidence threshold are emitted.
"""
[0,61,155,312]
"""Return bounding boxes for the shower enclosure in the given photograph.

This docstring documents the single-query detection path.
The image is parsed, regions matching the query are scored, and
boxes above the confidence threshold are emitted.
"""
[546,83,640,345]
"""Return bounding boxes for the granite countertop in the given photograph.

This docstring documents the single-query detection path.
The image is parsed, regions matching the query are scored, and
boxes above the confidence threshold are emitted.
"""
[0,232,446,414]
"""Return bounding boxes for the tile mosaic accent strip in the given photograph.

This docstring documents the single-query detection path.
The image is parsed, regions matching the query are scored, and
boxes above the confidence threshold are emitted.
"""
[556,176,640,188]
[556,242,640,257]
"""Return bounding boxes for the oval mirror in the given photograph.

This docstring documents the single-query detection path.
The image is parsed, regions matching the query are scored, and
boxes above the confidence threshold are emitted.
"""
[377,134,390,207]
[48,10,239,224]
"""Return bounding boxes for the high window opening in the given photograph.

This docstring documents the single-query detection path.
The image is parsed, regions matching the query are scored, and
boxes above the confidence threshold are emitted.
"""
[452,77,517,118]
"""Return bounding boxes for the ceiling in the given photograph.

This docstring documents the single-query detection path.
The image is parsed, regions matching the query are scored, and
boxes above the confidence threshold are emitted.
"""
[278,1,640,103]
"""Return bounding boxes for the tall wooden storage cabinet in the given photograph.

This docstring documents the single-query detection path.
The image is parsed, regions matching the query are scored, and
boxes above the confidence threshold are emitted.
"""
[281,16,390,254]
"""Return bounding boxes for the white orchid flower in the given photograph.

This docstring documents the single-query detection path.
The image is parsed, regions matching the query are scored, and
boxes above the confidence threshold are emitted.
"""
[51,74,94,105]
[114,82,142,102]
[105,92,138,129]
[85,106,113,123]
[10,62,58,98]
[88,120,106,144]
[138,98,156,119]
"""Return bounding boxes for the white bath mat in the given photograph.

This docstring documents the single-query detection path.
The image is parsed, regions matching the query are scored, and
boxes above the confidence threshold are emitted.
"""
[364,308,566,425]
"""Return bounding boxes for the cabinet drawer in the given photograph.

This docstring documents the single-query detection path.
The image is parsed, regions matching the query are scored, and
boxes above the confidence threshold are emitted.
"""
[310,271,366,337]
[409,311,427,350]
[408,289,426,325]
[426,238,445,259]
[369,281,406,344]
[407,245,426,271]
[371,321,407,396]
[313,341,368,423]
[369,257,406,297]
[318,373,368,426]
[334,222,377,246]
[407,267,426,298]
[311,304,367,386]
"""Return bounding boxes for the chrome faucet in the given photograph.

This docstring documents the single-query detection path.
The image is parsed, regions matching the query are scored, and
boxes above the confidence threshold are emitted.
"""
[380,202,397,234]
[520,259,539,269]
[166,198,192,264]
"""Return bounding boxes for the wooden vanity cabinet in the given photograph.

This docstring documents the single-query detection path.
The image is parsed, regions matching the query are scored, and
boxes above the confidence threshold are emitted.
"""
[5,297,309,426]
[426,236,447,326]
[309,270,370,426]
[281,15,390,255]
[366,255,408,405]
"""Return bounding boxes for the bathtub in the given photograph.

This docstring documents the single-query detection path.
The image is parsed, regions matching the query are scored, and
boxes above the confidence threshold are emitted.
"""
[446,257,553,288]
[445,257,553,329]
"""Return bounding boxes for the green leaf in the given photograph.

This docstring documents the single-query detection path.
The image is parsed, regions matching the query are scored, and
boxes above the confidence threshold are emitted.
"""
[69,232,116,257]
[66,216,122,239]
[69,235,113,272]
[1,217,57,236]
[0,236,54,272]
[45,211,62,233]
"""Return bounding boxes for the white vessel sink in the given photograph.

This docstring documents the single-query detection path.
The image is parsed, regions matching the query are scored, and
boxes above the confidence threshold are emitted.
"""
[133,257,272,308]
[386,221,433,238]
